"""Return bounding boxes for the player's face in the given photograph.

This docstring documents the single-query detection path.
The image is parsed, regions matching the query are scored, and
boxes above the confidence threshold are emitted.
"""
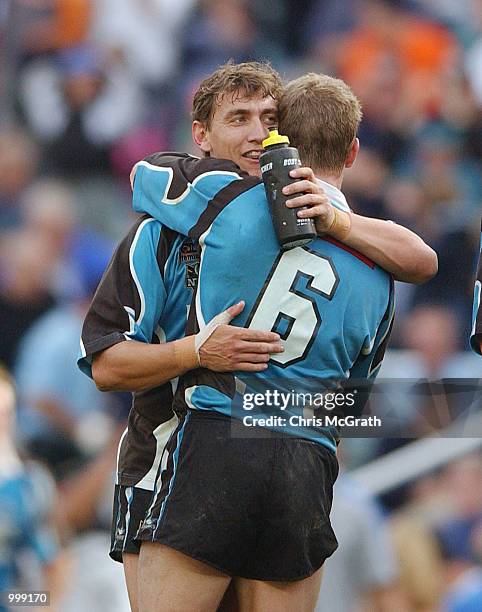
[194,91,278,177]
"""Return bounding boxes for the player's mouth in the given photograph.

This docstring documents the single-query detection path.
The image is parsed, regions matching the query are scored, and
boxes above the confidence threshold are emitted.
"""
[242,150,262,163]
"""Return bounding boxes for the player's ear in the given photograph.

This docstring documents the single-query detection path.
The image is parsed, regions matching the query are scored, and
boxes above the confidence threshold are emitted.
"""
[192,121,212,154]
[345,138,359,168]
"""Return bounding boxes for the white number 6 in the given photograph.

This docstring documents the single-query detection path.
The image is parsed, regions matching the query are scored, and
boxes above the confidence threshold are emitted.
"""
[246,247,339,367]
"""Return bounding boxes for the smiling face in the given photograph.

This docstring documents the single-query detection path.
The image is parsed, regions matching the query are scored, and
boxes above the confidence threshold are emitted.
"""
[192,90,278,177]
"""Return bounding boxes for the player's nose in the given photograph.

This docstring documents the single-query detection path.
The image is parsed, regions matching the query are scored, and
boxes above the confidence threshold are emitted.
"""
[247,117,270,142]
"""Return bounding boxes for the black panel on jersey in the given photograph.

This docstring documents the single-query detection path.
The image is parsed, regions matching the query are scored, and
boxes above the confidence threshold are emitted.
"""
[142,151,261,240]
[143,152,251,199]
[189,175,261,240]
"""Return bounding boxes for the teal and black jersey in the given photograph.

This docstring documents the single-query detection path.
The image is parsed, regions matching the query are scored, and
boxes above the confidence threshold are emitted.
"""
[78,213,199,485]
[132,154,394,452]
[470,225,481,354]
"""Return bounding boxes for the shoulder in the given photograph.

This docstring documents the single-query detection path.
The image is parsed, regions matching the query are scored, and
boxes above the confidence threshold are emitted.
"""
[142,151,248,179]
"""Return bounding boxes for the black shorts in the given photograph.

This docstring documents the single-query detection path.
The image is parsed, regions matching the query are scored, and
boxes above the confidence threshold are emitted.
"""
[135,411,339,581]
[110,484,154,563]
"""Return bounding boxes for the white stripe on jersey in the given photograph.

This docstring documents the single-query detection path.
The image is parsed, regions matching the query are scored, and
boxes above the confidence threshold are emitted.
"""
[115,427,128,485]
[125,217,157,335]
[143,414,180,526]
[472,280,481,337]
[184,386,197,410]
[195,226,213,330]
[135,415,178,491]
[123,487,134,551]
[131,160,242,205]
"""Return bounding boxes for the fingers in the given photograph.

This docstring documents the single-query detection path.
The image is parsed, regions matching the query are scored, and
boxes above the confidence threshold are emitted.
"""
[237,353,270,363]
[285,194,329,209]
[225,300,245,320]
[236,362,269,372]
[295,203,332,219]
[238,328,281,343]
[282,179,321,197]
[289,167,316,181]
[237,341,284,355]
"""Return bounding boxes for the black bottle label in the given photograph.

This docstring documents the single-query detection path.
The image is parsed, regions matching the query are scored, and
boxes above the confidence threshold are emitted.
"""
[260,145,317,249]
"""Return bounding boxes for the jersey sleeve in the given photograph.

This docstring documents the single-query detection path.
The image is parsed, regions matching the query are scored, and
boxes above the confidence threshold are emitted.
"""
[342,277,394,417]
[349,277,395,381]
[470,232,481,354]
[131,152,259,237]
[78,216,174,378]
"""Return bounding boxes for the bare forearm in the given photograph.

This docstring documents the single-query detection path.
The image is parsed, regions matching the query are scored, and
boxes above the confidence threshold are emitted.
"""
[91,312,284,392]
[340,214,438,283]
[92,338,196,392]
[282,168,438,284]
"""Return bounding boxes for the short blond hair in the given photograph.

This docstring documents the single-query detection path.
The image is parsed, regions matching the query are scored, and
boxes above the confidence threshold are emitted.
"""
[279,73,363,173]
[192,61,283,128]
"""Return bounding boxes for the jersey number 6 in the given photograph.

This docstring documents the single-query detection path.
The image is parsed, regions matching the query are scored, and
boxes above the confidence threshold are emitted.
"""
[246,247,339,367]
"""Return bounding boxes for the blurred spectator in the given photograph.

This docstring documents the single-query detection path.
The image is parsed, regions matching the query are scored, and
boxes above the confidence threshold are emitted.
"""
[390,489,446,611]
[19,44,145,174]
[13,0,92,59]
[20,178,114,300]
[0,230,57,370]
[0,365,65,611]
[0,127,39,230]
[316,473,408,612]
[179,0,285,89]
[401,305,481,378]
[55,427,131,611]
[438,456,482,562]
[437,455,482,612]
[12,210,117,477]
[330,0,459,121]
[91,0,196,90]
[14,298,120,478]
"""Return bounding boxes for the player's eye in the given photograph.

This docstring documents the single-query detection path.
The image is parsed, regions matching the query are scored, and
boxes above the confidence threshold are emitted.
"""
[264,114,278,128]
[231,115,246,124]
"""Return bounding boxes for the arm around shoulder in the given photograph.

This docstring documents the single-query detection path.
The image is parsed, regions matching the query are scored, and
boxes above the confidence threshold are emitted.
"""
[336,213,438,284]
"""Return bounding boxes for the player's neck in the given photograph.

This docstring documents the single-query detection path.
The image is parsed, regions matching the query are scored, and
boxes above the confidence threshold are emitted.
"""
[311,167,343,190]
[313,170,343,191]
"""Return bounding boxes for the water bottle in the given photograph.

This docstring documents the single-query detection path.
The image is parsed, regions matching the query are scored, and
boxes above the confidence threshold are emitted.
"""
[260,129,317,249]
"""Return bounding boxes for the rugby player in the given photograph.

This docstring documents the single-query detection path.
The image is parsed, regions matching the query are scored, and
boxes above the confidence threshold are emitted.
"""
[131,72,435,611]
[80,62,436,612]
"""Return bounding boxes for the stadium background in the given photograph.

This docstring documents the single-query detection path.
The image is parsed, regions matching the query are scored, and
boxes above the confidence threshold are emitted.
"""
[0,0,481,609]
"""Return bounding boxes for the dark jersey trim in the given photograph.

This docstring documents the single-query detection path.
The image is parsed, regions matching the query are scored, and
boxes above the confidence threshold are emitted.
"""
[142,152,251,202]
[189,177,261,240]
[82,332,126,360]
[156,226,180,280]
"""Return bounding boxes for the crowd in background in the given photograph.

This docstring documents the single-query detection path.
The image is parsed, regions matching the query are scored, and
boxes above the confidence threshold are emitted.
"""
[0,0,481,610]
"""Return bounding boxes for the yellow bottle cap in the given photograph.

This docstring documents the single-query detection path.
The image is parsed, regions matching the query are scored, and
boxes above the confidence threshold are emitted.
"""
[262,129,290,149]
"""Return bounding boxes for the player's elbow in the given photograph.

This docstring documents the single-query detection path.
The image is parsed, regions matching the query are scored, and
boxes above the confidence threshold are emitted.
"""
[410,244,438,284]
[395,243,438,284]
[91,352,120,392]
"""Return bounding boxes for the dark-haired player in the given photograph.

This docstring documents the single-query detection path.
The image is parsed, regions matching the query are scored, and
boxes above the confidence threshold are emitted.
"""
[80,62,436,612]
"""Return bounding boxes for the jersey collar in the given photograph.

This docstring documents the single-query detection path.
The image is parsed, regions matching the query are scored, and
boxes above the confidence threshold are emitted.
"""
[316,178,350,212]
